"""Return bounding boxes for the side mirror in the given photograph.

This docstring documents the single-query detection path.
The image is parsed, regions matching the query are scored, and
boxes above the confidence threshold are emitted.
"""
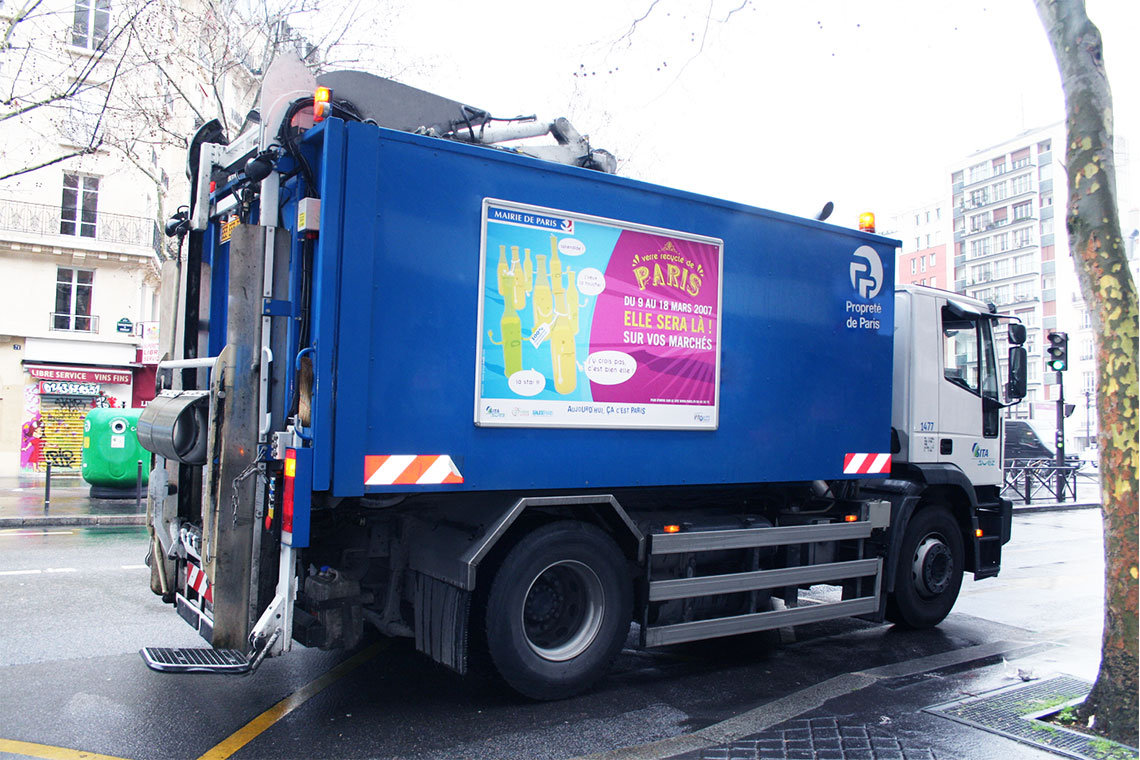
[1006,346,1028,400]
[1008,322,1027,345]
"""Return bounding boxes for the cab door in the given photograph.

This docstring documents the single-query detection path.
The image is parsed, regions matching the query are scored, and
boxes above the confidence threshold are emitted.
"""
[937,301,1002,486]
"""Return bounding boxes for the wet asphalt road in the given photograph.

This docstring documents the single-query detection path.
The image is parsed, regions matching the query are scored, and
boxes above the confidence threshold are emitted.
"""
[0,507,1103,760]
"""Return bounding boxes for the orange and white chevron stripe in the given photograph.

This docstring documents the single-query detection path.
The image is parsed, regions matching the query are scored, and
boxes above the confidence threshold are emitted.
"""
[843,452,892,475]
[364,455,464,485]
[186,563,212,604]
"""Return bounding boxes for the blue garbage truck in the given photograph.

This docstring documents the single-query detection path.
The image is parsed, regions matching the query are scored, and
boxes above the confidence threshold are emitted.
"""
[138,57,1028,699]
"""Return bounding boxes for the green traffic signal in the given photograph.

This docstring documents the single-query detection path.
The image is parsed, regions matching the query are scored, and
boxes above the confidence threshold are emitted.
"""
[1046,331,1068,372]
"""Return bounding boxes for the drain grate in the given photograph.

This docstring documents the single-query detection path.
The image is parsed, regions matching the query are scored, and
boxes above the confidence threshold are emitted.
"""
[925,675,1138,760]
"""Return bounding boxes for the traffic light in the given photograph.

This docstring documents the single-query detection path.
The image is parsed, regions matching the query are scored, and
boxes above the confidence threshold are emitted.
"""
[1046,331,1069,371]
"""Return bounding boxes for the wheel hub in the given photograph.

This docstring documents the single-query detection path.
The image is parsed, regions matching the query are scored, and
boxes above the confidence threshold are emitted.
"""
[521,560,605,662]
[912,535,954,598]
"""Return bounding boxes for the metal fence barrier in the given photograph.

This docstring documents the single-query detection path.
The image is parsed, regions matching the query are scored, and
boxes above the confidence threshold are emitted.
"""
[1002,459,1080,504]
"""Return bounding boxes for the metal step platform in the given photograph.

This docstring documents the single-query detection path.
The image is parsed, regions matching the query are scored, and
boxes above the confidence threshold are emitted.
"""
[141,646,252,674]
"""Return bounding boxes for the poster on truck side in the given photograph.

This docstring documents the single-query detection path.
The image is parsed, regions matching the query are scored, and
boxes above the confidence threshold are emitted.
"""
[475,199,723,430]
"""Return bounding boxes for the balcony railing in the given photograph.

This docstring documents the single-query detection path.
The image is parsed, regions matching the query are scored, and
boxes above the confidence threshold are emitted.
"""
[0,198,160,255]
[48,312,101,333]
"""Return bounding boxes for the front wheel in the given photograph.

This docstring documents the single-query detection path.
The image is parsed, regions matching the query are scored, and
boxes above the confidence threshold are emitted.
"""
[886,504,964,628]
[481,521,632,700]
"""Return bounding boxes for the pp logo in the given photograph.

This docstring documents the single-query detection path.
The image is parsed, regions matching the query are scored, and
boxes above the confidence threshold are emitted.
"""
[849,246,883,300]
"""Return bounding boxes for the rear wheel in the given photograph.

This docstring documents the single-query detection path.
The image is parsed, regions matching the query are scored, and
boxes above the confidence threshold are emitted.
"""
[482,521,632,700]
[886,504,964,628]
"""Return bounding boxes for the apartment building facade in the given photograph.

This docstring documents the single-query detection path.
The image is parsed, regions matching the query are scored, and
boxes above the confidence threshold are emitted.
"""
[949,123,1137,451]
[0,0,269,475]
[889,200,950,291]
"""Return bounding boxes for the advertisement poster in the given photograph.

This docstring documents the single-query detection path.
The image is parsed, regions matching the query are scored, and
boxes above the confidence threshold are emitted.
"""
[475,199,722,429]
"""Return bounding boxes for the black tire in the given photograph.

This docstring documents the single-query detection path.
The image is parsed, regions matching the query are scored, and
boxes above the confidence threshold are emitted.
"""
[886,504,964,629]
[481,521,632,700]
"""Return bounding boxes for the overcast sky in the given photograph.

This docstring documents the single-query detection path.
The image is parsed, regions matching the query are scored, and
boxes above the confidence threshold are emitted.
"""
[350,0,1138,230]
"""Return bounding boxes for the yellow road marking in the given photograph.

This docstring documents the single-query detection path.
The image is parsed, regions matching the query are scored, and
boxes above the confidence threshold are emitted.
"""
[0,738,131,760]
[197,641,387,760]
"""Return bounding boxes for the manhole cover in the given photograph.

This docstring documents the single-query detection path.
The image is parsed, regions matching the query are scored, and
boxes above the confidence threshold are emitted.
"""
[925,675,1138,760]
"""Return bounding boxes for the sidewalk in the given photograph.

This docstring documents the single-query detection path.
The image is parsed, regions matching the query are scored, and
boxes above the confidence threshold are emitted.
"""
[647,641,1126,760]
[579,633,1121,760]
[0,473,147,527]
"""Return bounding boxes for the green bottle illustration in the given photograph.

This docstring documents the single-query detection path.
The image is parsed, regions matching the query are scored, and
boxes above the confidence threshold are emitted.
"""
[523,248,533,294]
[550,287,577,394]
[510,246,527,310]
[566,267,580,334]
[487,270,523,377]
[532,254,553,338]
[549,234,563,294]
[496,245,509,298]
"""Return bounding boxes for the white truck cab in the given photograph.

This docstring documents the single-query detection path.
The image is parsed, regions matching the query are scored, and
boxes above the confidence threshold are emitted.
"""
[893,285,1015,489]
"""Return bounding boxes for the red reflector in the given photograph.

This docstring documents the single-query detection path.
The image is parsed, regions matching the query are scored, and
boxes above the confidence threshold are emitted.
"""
[283,449,296,534]
[663,524,681,534]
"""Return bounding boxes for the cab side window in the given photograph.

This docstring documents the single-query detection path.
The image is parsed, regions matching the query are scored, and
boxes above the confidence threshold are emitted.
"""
[942,310,980,394]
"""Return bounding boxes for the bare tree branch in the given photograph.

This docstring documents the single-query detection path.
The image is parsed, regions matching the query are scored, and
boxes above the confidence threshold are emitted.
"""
[0,144,101,180]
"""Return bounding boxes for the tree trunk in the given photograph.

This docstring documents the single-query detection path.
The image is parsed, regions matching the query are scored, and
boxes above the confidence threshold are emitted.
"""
[1034,0,1138,747]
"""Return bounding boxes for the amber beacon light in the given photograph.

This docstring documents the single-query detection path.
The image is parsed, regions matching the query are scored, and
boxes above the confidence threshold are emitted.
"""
[313,87,332,123]
[858,212,876,233]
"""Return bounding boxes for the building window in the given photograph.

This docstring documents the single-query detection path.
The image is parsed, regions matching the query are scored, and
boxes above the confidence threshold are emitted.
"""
[1013,253,1034,274]
[992,157,1007,175]
[1041,193,1053,207]
[1014,280,1034,302]
[921,256,927,273]
[1082,371,1095,393]
[1081,310,1092,329]
[970,238,992,259]
[930,252,937,266]
[1041,218,1053,236]
[915,237,921,252]
[1013,201,1032,220]
[931,276,937,288]
[1013,227,1033,248]
[993,258,1010,279]
[1080,336,1094,361]
[936,208,942,220]
[1011,147,1032,170]
[72,0,110,49]
[54,268,94,331]
[1011,174,1032,195]
[992,181,1007,201]
[60,174,99,238]
[911,258,917,275]
[995,232,1010,252]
